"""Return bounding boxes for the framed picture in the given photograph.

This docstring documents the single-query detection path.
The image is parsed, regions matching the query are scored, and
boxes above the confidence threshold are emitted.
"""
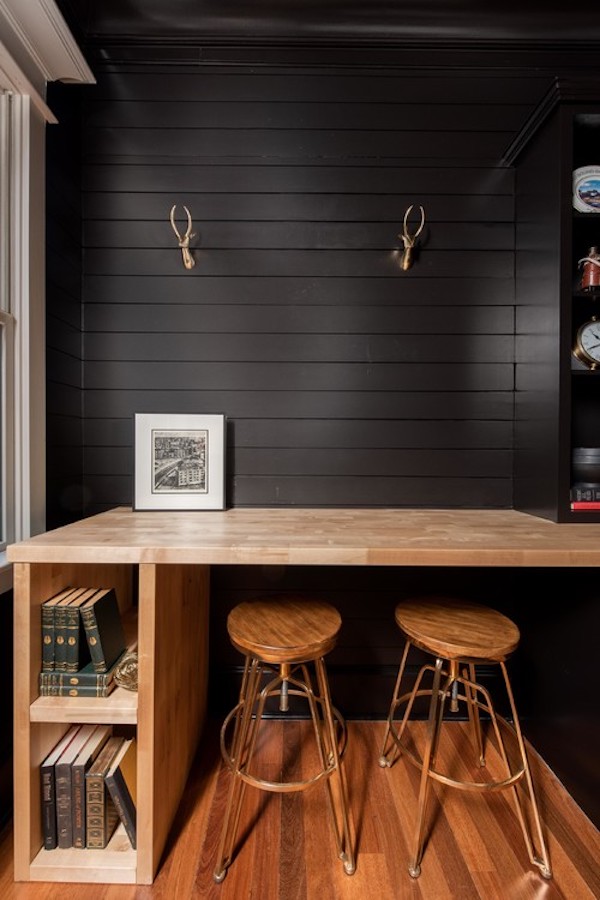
[134,413,226,510]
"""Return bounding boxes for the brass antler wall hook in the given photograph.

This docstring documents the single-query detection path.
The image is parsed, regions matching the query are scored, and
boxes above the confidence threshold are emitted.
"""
[170,204,195,269]
[398,205,425,271]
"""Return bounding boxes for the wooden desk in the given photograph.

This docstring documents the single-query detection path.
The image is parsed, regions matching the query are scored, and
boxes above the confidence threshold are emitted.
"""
[9,506,600,885]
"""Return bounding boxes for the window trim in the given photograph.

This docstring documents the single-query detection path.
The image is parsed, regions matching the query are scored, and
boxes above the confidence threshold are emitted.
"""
[0,2,94,594]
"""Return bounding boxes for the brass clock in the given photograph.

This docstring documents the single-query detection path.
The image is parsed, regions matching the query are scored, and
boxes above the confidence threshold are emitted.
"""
[573,316,600,370]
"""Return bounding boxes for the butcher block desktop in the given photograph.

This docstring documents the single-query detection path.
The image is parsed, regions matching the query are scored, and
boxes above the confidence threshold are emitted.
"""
[9,505,600,567]
[8,506,600,885]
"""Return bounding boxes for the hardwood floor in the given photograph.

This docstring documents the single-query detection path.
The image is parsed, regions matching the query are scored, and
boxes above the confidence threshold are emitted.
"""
[1,720,598,899]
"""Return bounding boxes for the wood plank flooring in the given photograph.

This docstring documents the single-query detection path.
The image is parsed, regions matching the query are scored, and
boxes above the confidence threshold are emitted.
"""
[0,720,598,899]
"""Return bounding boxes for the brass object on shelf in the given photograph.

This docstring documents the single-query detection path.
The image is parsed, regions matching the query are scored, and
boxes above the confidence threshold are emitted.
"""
[114,651,138,692]
[579,246,600,292]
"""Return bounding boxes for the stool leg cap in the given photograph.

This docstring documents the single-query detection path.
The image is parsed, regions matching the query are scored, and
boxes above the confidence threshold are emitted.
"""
[342,855,356,875]
[378,755,391,768]
[408,864,421,879]
[213,869,227,883]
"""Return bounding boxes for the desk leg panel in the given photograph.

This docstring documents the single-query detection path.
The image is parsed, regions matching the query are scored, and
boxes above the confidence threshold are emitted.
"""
[137,563,210,884]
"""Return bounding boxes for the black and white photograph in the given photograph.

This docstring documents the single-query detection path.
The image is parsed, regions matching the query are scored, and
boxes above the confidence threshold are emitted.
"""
[152,429,207,494]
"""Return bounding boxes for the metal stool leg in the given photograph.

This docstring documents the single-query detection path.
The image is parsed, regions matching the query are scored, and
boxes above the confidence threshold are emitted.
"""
[314,657,355,875]
[214,657,264,882]
[500,662,552,879]
[379,639,411,766]
[409,656,445,878]
[464,662,485,767]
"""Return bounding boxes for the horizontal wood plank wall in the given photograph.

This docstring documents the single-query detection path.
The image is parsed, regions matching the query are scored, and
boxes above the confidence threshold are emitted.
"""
[79,63,552,511]
[44,61,600,825]
[46,84,85,529]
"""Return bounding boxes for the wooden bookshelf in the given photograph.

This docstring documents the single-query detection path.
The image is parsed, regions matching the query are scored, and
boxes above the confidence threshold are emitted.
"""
[10,552,209,885]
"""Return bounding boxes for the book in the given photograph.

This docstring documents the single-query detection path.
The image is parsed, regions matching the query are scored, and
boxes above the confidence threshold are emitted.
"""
[80,588,126,674]
[63,587,97,672]
[41,587,78,672]
[571,501,600,510]
[85,735,124,848]
[71,724,113,848]
[39,647,130,690]
[40,725,81,850]
[54,588,85,672]
[39,681,116,698]
[55,724,97,848]
[571,485,600,502]
[104,737,137,849]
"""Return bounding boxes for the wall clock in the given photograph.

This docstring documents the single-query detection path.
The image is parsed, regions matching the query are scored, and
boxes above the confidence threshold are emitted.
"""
[573,316,600,369]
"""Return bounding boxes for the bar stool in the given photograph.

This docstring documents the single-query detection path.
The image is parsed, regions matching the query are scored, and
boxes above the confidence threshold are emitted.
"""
[213,594,355,883]
[379,595,552,880]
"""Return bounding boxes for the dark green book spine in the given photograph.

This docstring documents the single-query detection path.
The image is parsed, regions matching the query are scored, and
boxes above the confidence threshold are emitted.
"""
[80,589,125,674]
[41,603,55,672]
[41,588,77,672]
[53,602,69,671]
[39,668,115,689]
[64,605,89,673]
[39,682,115,698]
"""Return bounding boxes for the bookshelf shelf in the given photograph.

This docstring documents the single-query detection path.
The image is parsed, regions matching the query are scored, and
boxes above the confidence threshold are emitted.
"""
[30,687,138,724]
[30,824,136,883]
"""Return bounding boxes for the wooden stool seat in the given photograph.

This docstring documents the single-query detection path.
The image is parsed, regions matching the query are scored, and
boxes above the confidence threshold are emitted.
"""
[227,594,341,663]
[395,595,520,661]
[380,595,551,881]
[214,593,355,883]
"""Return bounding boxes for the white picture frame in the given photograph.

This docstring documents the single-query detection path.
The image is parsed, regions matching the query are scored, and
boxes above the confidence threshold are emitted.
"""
[134,413,226,510]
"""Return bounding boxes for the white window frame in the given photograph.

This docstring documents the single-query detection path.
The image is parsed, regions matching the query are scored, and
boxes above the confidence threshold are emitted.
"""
[0,1,94,592]
[0,88,33,591]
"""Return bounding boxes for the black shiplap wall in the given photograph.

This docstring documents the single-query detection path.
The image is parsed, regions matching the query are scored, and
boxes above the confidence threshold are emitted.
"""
[46,84,85,529]
[45,60,600,824]
[79,64,551,514]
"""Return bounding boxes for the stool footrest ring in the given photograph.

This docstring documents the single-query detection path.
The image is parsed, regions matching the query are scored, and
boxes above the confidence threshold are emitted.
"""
[385,688,527,792]
[220,692,347,793]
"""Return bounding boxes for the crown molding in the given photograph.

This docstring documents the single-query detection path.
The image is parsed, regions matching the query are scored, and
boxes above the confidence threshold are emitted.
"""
[0,40,56,122]
[502,76,600,166]
[0,0,94,86]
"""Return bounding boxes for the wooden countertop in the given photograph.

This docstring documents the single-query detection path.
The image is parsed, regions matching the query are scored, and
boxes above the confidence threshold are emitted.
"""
[7,506,600,566]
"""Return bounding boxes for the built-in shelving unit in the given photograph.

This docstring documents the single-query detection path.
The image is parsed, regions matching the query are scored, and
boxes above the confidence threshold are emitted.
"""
[510,78,600,522]
[570,115,600,517]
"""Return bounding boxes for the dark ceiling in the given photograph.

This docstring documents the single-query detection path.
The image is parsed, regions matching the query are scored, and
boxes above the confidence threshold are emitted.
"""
[56,0,600,49]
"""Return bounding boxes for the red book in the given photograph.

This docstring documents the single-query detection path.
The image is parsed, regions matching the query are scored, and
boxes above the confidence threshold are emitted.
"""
[571,501,600,510]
